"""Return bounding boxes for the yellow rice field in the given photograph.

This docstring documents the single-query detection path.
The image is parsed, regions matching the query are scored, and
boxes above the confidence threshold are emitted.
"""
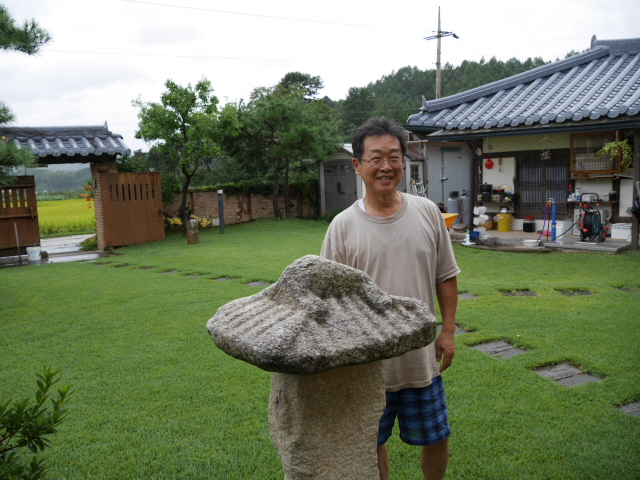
[37,198,96,237]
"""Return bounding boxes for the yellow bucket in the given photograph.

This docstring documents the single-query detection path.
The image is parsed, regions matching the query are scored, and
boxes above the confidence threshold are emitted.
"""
[497,213,512,232]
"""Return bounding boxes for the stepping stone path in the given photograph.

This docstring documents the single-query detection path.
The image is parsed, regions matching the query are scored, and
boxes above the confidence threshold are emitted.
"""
[535,363,600,387]
[436,324,468,335]
[471,341,525,358]
[160,270,176,274]
[458,292,476,300]
[557,290,591,297]
[246,281,271,287]
[619,401,640,418]
[214,277,231,282]
[502,290,537,297]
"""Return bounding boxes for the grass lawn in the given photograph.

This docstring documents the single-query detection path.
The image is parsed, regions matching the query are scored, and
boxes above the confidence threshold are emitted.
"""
[37,198,96,237]
[1,218,639,479]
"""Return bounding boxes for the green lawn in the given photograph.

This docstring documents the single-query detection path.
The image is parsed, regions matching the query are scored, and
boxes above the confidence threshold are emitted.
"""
[1,218,639,479]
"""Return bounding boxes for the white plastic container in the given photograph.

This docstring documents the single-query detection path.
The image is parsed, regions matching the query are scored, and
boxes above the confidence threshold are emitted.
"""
[520,239,540,247]
[26,247,41,261]
[611,223,632,241]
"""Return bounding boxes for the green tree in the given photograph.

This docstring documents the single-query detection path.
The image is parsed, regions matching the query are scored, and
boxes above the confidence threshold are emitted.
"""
[278,72,324,100]
[336,86,376,140]
[233,86,342,218]
[0,4,51,185]
[133,78,240,234]
[0,366,74,480]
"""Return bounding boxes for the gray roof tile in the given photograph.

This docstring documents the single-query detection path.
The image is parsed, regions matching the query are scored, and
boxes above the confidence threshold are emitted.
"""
[0,122,131,159]
[408,36,640,133]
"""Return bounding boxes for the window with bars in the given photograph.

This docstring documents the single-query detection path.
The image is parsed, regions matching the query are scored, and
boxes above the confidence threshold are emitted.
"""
[520,155,568,215]
[570,131,620,173]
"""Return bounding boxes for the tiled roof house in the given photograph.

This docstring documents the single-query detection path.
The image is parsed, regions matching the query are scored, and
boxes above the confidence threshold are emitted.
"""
[405,35,640,242]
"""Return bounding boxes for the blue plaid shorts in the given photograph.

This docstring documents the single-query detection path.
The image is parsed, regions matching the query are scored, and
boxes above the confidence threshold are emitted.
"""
[377,375,451,446]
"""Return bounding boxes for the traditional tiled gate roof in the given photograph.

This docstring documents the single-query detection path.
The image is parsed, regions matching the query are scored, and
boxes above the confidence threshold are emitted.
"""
[407,36,640,136]
[0,122,131,162]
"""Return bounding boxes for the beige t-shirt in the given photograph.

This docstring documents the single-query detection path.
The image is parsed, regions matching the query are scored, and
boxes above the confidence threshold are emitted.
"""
[320,193,460,392]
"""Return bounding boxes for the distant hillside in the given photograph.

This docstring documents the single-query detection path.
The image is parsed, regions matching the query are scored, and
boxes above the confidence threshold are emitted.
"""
[327,55,550,139]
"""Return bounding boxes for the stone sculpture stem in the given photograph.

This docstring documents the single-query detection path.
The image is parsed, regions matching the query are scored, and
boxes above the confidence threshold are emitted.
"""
[268,362,386,480]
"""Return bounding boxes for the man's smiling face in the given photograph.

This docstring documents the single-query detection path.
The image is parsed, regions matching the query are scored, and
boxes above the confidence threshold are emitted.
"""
[353,134,404,197]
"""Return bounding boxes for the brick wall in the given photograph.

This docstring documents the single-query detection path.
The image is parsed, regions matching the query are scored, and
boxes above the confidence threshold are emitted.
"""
[164,190,315,224]
[91,162,118,251]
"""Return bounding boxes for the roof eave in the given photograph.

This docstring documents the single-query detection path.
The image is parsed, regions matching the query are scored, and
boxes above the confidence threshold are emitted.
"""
[403,117,640,141]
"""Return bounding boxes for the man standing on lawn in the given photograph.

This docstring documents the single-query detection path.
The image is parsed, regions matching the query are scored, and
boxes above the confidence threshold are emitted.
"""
[320,117,459,480]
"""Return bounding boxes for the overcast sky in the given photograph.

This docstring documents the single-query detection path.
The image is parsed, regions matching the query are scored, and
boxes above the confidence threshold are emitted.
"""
[2,0,639,153]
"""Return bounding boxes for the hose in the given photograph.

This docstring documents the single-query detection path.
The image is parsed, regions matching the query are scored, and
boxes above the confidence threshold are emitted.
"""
[537,203,549,242]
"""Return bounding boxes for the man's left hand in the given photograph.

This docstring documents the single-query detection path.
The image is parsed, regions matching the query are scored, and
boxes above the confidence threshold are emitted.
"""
[436,330,455,372]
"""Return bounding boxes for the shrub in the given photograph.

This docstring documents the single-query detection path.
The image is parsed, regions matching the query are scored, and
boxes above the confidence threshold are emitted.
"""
[0,366,74,480]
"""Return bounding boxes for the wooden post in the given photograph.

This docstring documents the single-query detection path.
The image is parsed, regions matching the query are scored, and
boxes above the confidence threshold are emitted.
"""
[632,129,639,250]
[217,189,225,234]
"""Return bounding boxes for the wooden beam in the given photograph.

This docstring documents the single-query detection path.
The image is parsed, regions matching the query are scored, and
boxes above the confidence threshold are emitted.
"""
[632,129,639,250]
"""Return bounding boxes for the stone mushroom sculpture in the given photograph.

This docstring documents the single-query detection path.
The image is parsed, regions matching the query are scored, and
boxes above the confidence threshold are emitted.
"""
[206,255,437,480]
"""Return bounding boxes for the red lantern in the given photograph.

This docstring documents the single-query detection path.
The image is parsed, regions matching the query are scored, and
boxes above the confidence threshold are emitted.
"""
[484,155,493,169]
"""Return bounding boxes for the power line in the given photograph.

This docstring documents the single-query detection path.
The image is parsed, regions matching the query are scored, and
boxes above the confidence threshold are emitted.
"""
[121,0,422,32]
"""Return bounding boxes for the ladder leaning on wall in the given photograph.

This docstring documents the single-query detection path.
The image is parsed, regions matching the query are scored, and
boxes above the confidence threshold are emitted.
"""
[411,179,427,197]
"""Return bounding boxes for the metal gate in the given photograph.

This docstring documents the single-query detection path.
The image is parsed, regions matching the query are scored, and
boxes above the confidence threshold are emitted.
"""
[100,172,164,248]
[0,176,39,256]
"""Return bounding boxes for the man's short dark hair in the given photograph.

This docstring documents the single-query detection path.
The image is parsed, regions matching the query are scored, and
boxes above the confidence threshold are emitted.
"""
[352,117,408,161]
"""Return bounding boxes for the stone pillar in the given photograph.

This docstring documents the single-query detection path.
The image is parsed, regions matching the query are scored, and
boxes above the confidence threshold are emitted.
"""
[187,219,199,244]
[269,362,385,480]
[90,162,118,251]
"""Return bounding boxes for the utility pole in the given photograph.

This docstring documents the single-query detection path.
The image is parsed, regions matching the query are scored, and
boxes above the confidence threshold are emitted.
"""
[424,7,458,99]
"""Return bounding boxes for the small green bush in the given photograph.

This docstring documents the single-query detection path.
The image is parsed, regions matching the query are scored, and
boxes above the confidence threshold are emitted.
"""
[320,209,342,223]
[0,366,74,480]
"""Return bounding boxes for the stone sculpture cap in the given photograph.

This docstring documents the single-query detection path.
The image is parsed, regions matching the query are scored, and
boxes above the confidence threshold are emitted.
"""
[206,255,437,374]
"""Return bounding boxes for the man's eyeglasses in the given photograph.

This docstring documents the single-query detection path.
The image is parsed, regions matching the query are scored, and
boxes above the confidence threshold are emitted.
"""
[358,156,405,168]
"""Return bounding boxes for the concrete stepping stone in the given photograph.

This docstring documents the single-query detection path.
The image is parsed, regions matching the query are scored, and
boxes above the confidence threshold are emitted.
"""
[471,341,526,358]
[113,264,132,268]
[186,274,204,278]
[160,270,176,274]
[436,324,468,335]
[619,401,640,418]
[516,290,537,297]
[535,363,600,387]
[458,292,476,300]
[557,290,591,297]
[557,374,600,387]
[618,287,634,293]
[502,290,536,297]
[136,266,152,270]
[94,261,113,265]
[214,277,231,282]
[246,281,271,287]
[537,363,581,380]
[558,290,576,297]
